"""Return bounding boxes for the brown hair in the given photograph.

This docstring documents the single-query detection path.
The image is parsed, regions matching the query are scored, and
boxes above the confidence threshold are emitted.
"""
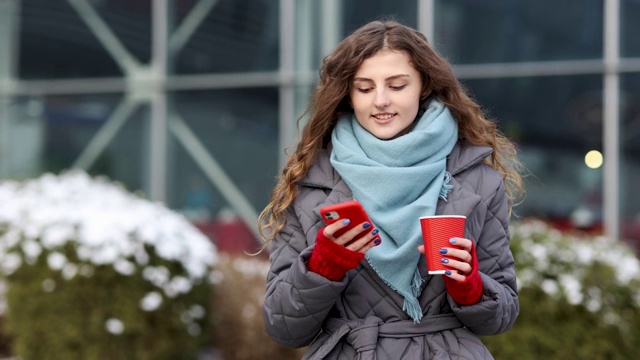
[258,20,524,243]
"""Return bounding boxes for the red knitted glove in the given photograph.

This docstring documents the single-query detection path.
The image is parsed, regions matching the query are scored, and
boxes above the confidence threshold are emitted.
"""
[443,241,483,305]
[308,228,365,281]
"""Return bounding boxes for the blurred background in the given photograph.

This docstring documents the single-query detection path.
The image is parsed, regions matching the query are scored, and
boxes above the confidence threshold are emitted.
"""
[1,0,639,254]
[1,1,640,359]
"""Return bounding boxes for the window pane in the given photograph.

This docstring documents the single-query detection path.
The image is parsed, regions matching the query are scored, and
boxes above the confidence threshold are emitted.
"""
[293,0,418,74]
[170,88,279,212]
[168,88,278,254]
[434,0,603,64]
[342,0,418,34]
[170,148,262,255]
[2,94,146,192]
[19,0,122,79]
[173,0,279,74]
[463,76,604,233]
[93,0,152,64]
[622,74,640,246]
[622,0,640,57]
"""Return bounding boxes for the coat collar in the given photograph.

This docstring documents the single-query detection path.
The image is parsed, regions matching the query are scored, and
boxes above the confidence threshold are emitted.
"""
[446,140,493,176]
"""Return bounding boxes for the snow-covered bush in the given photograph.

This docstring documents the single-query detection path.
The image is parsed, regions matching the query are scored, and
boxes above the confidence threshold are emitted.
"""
[513,220,640,321]
[0,170,218,359]
[483,219,640,360]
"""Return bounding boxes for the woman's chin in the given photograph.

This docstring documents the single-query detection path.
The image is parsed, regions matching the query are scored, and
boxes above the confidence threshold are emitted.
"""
[368,127,411,140]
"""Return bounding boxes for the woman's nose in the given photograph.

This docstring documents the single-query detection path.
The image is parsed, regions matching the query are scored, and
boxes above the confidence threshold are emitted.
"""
[374,90,390,108]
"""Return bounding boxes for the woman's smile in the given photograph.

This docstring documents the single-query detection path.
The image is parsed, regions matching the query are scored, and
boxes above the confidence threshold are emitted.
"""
[372,112,397,124]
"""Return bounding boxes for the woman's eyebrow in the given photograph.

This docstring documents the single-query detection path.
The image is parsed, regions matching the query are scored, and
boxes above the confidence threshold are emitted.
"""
[353,74,411,82]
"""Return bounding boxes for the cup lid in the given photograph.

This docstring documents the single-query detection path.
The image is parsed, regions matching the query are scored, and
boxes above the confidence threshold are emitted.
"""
[419,215,466,220]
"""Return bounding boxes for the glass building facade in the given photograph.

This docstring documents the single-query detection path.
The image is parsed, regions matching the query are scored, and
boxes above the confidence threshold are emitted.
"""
[0,0,639,251]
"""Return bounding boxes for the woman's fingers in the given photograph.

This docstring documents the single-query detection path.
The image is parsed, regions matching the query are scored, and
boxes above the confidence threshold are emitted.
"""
[442,257,472,276]
[443,238,472,263]
[444,269,467,281]
[438,238,474,277]
[324,219,380,253]
[349,229,380,253]
[323,218,352,240]
[342,222,379,252]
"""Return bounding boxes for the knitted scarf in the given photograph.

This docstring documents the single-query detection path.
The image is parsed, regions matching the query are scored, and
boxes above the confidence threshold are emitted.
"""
[330,100,458,322]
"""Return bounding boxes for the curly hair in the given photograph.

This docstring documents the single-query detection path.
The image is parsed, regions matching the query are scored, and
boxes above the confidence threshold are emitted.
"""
[258,20,524,243]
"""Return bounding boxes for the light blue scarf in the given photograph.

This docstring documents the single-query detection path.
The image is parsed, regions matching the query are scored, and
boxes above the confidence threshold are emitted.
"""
[330,100,458,322]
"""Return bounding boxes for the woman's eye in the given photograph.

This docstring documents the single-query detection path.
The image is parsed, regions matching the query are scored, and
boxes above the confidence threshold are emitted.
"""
[390,85,406,91]
[357,88,373,93]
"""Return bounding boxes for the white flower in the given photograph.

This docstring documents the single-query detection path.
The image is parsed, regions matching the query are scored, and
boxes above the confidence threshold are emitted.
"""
[143,266,170,288]
[189,304,205,319]
[140,291,163,312]
[114,259,136,276]
[559,274,583,305]
[208,270,224,284]
[540,279,558,296]
[47,252,67,271]
[1,229,21,249]
[21,240,42,262]
[187,323,201,336]
[105,317,125,335]
[163,276,193,298]
[1,253,22,275]
[78,264,94,277]
[42,279,56,292]
[41,224,75,249]
[62,263,78,280]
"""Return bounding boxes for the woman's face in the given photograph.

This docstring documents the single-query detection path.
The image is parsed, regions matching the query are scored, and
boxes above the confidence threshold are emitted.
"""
[349,49,423,140]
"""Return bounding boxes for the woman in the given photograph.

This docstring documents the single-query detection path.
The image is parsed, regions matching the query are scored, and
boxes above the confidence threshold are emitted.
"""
[258,20,524,359]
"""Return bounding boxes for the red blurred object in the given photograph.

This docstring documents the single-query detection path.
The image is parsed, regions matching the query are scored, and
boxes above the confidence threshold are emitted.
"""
[195,218,265,258]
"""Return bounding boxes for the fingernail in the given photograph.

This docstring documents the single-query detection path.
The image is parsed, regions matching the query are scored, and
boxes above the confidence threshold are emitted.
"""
[374,238,381,245]
[441,258,449,264]
[439,248,447,254]
[372,229,379,235]
[445,270,452,276]
[449,238,457,244]
[342,219,350,225]
[363,222,371,229]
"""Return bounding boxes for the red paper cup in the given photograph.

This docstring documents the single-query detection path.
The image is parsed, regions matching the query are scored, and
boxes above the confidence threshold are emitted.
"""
[419,215,466,274]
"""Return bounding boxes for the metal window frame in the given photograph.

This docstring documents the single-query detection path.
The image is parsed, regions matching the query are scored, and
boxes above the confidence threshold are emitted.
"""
[0,0,633,241]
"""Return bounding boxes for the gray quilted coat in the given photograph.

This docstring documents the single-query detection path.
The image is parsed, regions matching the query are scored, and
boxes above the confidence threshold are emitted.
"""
[263,141,519,359]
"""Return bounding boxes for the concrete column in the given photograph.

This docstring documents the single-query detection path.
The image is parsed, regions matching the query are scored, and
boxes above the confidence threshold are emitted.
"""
[0,0,20,178]
[603,0,620,240]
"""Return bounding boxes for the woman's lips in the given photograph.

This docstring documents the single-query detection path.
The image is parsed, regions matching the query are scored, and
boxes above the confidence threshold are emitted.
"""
[372,113,397,124]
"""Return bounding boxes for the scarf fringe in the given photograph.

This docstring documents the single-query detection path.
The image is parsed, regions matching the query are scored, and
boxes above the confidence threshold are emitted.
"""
[439,171,453,201]
[402,270,425,323]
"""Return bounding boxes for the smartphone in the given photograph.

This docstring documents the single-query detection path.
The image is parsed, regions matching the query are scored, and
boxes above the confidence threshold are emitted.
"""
[320,200,377,240]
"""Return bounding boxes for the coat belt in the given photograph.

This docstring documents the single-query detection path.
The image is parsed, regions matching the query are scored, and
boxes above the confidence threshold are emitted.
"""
[305,314,463,359]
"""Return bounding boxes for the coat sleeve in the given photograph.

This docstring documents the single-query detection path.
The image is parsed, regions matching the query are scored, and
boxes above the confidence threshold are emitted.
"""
[447,176,519,336]
[262,205,349,348]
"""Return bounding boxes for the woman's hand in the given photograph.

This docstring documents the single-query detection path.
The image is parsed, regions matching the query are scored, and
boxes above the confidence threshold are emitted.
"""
[418,237,473,281]
[308,220,380,281]
[323,218,381,254]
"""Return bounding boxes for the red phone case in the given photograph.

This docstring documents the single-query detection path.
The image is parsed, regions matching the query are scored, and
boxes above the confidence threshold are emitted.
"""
[320,200,374,239]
